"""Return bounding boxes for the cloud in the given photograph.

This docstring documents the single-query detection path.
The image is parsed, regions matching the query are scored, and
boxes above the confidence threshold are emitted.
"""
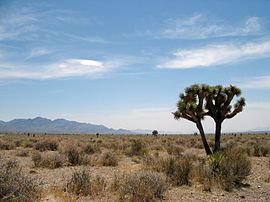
[239,75,270,89]
[0,7,40,41]
[157,39,270,69]
[0,54,141,80]
[161,14,264,39]
[26,48,52,59]
[0,6,109,44]
[0,58,121,80]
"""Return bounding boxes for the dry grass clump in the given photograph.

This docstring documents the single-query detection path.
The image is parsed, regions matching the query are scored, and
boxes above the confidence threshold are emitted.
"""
[161,156,193,186]
[100,151,118,166]
[196,146,251,192]
[125,139,148,156]
[61,144,83,166]
[252,141,270,157]
[16,149,30,157]
[219,147,251,191]
[83,143,101,155]
[143,153,193,186]
[0,141,16,150]
[113,171,168,202]
[65,170,106,197]
[32,152,64,169]
[166,144,184,156]
[0,160,40,202]
[20,139,34,148]
[34,140,58,152]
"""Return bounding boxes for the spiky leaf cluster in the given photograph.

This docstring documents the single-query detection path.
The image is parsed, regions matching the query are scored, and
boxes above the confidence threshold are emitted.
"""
[205,85,246,122]
[173,84,208,123]
[173,84,245,123]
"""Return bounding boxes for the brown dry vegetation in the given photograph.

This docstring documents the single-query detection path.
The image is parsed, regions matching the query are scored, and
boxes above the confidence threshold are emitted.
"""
[0,133,270,201]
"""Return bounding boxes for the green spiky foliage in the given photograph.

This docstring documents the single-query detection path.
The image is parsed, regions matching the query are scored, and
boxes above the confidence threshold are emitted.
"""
[173,84,212,155]
[204,85,246,152]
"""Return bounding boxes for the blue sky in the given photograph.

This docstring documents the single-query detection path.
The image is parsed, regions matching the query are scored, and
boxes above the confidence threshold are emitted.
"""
[0,0,270,133]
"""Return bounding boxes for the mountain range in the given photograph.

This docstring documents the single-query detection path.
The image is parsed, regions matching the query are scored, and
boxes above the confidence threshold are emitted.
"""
[0,117,132,134]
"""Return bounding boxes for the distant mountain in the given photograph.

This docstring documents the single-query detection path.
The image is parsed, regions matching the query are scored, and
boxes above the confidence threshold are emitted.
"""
[0,117,131,134]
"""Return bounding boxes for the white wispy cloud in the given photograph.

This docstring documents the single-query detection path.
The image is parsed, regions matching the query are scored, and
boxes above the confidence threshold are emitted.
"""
[157,39,270,69]
[0,8,39,41]
[0,58,123,80]
[0,6,109,44]
[239,75,270,89]
[26,48,52,59]
[161,14,264,39]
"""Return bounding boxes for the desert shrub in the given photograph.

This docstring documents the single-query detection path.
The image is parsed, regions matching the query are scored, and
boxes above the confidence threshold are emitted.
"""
[16,149,30,157]
[246,141,270,157]
[100,152,118,166]
[21,140,34,148]
[83,144,100,155]
[113,171,168,202]
[0,141,16,150]
[260,144,270,157]
[0,160,40,201]
[32,152,63,169]
[166,144,184,156]
[125,139,147,156]
[63,145,82,166]
[219,146,251,191]
[66,170,106,196]
[195,146,251,192]
[161,156,192,186]
[253,141,261,157]
[142,154,163,172]
[195,163,213,192]
[34,140,58,152]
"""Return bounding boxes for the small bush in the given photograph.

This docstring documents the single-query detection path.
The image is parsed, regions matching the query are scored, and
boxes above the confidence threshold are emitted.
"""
[161,156,192,186]
[125,139,147,156]
[219,146,251,191]
[66,170,106,196]
[100,152,118,166]
[113,171,168,202]
[0,141,16,150]
[83,144,100,155]
[0,160,40,201]
[166,144,184,156]
[63,145,82,166]
[16,149,30,157]
[32,152,63,169]
[35,140,58,152]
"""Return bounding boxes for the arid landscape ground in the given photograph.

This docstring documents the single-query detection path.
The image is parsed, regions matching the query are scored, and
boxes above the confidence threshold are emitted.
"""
[0,133,270,202]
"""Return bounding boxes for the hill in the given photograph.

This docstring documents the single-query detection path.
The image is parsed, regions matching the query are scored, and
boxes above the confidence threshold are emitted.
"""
[0,117,131,134]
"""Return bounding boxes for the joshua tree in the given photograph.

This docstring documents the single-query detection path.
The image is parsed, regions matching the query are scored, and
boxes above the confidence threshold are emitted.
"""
[204,85,245,152]
[173,84,245,155]
[173,84,212,155]
[152,130,158,137]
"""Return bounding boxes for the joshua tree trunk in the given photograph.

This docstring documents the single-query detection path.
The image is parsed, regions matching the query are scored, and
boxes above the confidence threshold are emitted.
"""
[213,121,222,153]
[196,122,212,155]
